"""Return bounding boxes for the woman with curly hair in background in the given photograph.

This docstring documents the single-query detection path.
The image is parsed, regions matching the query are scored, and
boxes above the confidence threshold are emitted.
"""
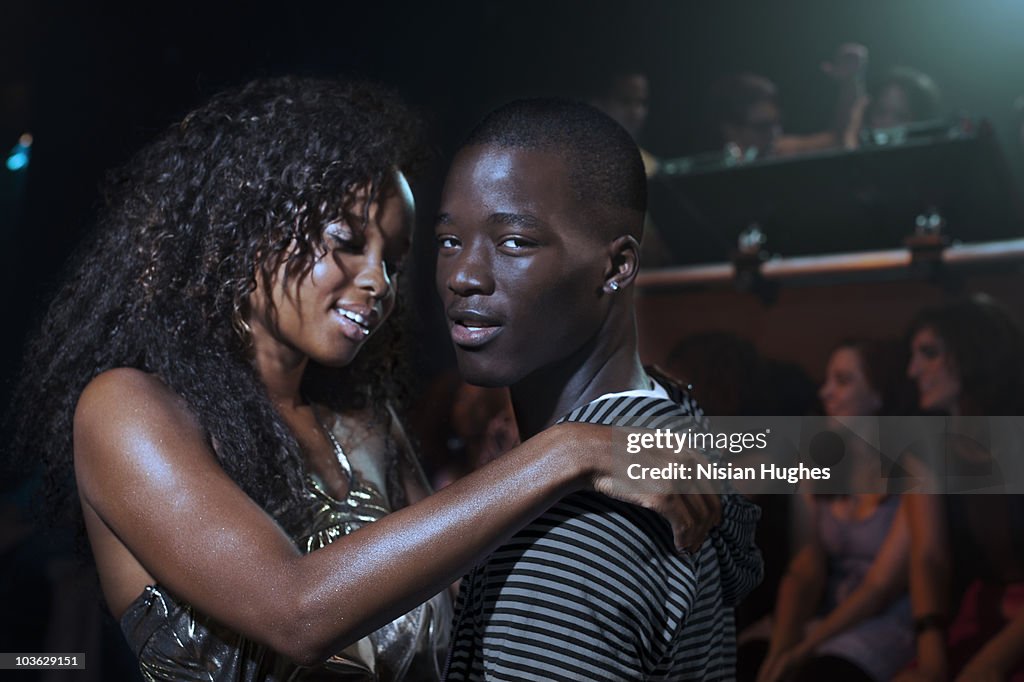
[9,77,708,681]
[896,294,1024,682]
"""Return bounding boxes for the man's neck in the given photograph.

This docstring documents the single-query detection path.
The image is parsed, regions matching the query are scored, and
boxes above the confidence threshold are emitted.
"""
[510,322,648,440]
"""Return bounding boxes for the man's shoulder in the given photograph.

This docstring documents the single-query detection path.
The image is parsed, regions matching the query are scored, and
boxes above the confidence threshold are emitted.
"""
[492,492,692,581]
[475,491,700,623]
[558,370,706,431]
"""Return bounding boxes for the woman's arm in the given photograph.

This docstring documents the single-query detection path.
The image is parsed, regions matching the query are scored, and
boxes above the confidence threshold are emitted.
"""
[793,497,911,655]
[74,368,701,665]
[756,495,826,682]
[773,44,868,157]
[955,604,1024,681]
[765,495,826,655]
[896,493,952,682]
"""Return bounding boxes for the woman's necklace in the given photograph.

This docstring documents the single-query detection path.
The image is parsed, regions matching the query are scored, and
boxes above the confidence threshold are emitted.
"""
[310,402,354,485]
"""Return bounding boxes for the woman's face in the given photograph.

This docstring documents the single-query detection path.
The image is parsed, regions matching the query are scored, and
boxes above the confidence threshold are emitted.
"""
[725,98,782,158]
[869,84,912,129]
[819,347,882,417]
[907,326,961,413]
[247,170,414,370]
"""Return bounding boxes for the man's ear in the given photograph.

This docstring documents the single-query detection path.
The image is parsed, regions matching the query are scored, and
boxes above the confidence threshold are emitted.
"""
[604,234,641,294]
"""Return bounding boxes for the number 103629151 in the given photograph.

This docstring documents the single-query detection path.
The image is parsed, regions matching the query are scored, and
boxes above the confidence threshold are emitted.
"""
[2,653,85,669]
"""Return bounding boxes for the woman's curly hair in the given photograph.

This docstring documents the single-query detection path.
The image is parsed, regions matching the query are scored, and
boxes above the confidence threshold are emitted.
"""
[907,294,1024,416]
[10,76,424,537]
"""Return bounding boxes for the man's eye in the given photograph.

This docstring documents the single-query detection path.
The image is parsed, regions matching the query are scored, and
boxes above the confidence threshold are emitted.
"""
[436,235,459,250]
[499,236,535,250]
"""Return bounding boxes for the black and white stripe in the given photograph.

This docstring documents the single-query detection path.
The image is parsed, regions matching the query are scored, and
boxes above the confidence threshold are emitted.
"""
[445,381,763,681]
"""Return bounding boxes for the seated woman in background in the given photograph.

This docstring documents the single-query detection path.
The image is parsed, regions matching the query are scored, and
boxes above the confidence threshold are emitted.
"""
[741,339,916,682]
[896,294,1024,682]
[9,77,709,681]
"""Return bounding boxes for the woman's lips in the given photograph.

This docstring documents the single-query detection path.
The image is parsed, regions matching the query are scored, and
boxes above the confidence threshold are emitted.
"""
[333,305,376,342]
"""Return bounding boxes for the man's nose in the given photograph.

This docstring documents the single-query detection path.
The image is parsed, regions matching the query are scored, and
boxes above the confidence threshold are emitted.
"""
[446,244,494,297]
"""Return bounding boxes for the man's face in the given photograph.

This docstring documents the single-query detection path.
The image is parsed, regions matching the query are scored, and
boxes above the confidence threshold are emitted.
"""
[597,74,649,139]
[435,145,609,387]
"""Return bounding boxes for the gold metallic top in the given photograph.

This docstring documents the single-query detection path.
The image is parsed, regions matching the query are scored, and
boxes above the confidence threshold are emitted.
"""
[120,426,450,682]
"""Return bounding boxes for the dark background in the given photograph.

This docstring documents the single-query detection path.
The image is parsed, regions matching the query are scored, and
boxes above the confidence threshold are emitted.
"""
[4,0,1024,387]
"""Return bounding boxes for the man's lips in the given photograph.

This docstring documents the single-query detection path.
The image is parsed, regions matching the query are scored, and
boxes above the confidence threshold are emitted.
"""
[447,309,502,348]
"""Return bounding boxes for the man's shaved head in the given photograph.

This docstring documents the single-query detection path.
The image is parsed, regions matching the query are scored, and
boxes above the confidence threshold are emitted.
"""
[460,98,646,240]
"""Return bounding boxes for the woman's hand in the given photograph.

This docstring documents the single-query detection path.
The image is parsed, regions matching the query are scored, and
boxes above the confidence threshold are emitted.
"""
[893,668,945,682]
[562,421,724,552]
[757,643,810,682]
[955,659,1006,682]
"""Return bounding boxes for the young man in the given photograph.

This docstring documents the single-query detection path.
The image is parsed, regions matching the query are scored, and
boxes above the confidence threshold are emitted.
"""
[435,99,763,680]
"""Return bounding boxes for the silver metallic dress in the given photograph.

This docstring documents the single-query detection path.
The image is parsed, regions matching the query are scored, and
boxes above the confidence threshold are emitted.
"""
[120,436,451,682]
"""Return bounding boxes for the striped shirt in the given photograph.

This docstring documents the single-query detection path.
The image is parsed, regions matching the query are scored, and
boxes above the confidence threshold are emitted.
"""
[444,379,763,681]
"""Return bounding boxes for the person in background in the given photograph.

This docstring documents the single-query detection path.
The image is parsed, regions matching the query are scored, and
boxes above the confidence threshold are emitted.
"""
[588,66,676,267]
[709,43,868,159]
[896,295,1024,682]
[741,339,916,682]
[588,66,657,175]
[866,66,942,130]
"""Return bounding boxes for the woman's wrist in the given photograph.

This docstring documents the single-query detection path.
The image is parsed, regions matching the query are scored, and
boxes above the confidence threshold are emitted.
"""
[913,612,947,637]
[766,629,801,657]
[527,422,597,492]
[791,637,817,660]
[564,422,612,490]
[915,629,949,678]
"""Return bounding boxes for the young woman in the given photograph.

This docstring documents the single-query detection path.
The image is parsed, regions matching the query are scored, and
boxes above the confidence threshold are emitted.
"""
[744,340,914,682]
[10,77,711,681]
[897,295,1024,682]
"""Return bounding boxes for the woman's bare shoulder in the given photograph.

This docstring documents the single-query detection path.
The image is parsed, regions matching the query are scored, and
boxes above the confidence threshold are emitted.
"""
[76,368,199,431]
[73,368,211,481]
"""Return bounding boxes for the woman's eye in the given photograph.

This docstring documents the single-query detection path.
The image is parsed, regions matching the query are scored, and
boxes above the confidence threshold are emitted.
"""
[326,232,360,252]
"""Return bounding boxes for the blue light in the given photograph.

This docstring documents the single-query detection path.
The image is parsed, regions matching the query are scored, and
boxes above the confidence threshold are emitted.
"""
[7,133,32,173]
[6,150,28,171]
